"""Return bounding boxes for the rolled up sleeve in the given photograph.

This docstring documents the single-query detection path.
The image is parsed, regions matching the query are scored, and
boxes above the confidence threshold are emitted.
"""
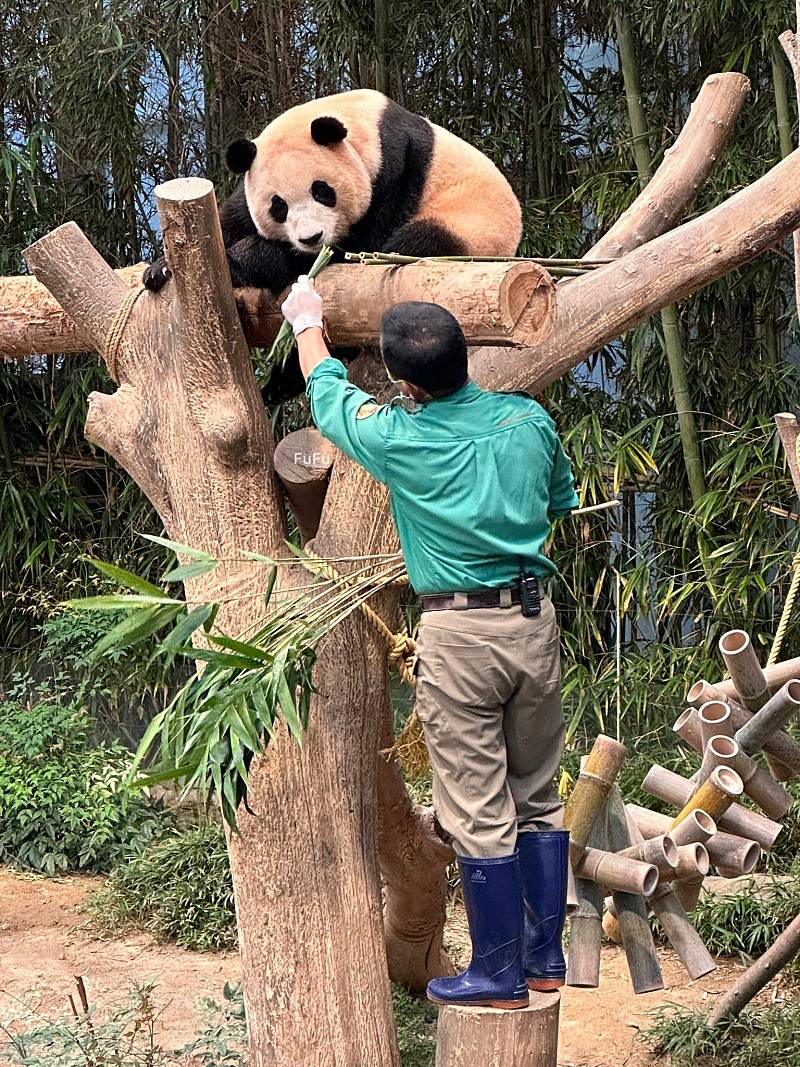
[306,357,390,483]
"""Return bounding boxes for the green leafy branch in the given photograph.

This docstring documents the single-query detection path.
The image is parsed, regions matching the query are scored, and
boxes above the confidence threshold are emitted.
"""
[67,536,406,829]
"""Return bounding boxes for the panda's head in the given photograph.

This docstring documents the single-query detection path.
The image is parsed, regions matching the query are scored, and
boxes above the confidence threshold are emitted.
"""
[226,114,373,254]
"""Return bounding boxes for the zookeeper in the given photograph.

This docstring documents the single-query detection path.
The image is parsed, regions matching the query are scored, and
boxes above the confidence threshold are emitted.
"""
[281,276,580,1011]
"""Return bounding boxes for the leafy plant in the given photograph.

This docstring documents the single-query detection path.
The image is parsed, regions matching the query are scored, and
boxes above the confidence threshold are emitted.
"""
[91,824,237,952]
[69,537,408,827]
[643,1000,800,1066]
[0,691,165,874]
[691,875,800,965]
[0,979,247,1067]
[392,985,437,1067]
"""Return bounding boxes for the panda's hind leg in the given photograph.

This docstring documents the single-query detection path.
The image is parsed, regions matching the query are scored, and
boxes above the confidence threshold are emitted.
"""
[381,220,467,258]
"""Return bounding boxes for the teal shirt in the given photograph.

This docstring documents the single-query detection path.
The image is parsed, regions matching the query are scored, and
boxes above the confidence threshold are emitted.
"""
[306,357,579,595]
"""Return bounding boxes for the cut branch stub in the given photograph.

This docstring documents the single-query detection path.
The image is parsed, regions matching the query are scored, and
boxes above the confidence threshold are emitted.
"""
[274,427,336,545]
[775,412,800,497]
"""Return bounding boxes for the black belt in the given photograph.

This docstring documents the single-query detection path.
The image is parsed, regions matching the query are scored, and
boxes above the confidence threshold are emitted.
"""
[421,586,523,612]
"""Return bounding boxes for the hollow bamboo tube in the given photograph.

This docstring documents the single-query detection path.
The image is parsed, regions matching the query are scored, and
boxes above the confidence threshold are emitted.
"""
[565,878,604,988]
[672,881,704,912]
[627,804,760,875]
[688,680,800,779]
[713,656,800,700]
[699,701,734,746]
[700,736,791,820]
[670,766,743,828]
[647,883,717,980]
[618,835,679,876]
[604,786,664,993]
[659,843,710,882]
[674,709,792,818]
[644,764,781,849]
[719,630,770,710]
[573,847,659,896]
[735,680,800,756]
[563,735,627,861]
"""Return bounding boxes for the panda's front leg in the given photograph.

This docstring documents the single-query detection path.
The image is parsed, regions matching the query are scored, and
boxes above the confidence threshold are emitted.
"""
[381,219,467,258]
[226,236,315,293]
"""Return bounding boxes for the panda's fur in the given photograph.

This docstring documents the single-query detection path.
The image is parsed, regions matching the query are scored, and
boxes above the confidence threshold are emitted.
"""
[144,90,522,400]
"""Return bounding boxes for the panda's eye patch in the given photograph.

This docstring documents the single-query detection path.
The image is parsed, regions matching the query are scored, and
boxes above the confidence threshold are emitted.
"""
[270,195,288,224]
[311,180,336,207]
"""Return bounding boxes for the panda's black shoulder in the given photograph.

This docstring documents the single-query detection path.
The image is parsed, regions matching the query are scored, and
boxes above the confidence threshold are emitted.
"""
[219,183,257,246]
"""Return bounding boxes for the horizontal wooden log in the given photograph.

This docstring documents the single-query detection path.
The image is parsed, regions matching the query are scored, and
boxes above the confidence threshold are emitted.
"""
[1,260,556,359]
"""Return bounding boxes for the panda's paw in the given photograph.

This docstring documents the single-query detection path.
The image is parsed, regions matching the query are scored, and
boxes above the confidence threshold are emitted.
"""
[142,258,172,292]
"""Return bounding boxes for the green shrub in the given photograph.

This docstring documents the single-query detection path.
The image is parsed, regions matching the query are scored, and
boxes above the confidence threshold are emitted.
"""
[0,979,246,1066]
[392,985,437,1067]
[691,875,800,964]
[643,1001,800,1066]
[91,824,238,951]
[0,692,164,874]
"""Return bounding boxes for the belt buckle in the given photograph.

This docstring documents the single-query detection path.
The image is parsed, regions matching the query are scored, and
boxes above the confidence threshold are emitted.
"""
[499,588,513,608]
[452,592,469,610]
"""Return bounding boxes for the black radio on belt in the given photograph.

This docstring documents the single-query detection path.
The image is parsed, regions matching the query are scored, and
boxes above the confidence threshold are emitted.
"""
[517,560,541,618]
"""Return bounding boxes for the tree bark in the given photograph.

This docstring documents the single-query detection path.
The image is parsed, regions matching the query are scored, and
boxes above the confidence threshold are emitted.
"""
[589,72,750,259]
[469,144,800,394]
[24,180,401,1067]
[775,413,800,497]
[707,911,800,1026]
[435,994,561,1067]
[1,259,556,360]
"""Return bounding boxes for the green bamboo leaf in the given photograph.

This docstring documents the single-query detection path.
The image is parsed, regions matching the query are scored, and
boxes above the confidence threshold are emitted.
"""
[162,559,219,582]
[86,559,166,596]
[66,594,177,611]
[141,534,216,561]
[161,603,216,650]
[95,604,183,657]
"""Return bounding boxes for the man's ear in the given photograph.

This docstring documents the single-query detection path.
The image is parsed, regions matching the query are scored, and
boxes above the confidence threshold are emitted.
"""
[226,138,257,174]
[310,116,348,146]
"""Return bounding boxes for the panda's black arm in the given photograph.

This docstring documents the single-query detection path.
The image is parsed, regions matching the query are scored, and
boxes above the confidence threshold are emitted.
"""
[218,183,258,246]
[226,237,315,293]
[381,219,467,258]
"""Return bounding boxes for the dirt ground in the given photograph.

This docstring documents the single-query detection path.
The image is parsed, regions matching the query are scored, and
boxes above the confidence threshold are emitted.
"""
[0,867,751,1066]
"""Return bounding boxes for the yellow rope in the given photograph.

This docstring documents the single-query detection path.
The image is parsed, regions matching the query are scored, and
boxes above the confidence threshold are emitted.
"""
[104,284,145,382]
[300,545,429,773]
[768,435,800,667]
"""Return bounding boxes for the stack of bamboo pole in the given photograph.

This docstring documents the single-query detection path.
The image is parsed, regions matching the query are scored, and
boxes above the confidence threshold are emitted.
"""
[564,636,800,993]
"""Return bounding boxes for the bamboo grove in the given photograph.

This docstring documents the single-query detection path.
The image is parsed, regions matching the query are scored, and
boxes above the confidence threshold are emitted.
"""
[2,0,800,740]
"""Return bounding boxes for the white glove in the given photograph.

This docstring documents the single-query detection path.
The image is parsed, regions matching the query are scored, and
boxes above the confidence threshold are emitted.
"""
[281,275,324,336]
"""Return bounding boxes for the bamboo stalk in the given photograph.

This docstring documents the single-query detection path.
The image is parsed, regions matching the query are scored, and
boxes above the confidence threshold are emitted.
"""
[687,680,800,779]
[735,680,800,756]
[604,786,664,994]
[573,847,659,896]
[643,765,782,850]
[566,877,604,988]
[618,835,678,876]
[627,805,716,847]
[670,766,744,828]
[659,843,710,883]
[627,804,761,874]
[647,883,717,980]
[719,630,770,710]
[563,735,628,862]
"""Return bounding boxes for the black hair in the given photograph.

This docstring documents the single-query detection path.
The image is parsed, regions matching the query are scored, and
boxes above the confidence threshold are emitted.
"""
[380,302,468,396]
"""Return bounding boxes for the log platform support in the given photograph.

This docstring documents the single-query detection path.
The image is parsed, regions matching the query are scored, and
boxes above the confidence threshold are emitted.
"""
[435,994,561,1067]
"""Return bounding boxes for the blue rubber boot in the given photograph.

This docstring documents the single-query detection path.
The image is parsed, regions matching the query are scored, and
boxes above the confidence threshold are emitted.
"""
[518,829,569,991]
[426,854,529,1010]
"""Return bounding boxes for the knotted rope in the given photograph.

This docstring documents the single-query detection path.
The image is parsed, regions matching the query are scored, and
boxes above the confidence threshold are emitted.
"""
[769,436,800,667]
[104,284,145,382]
[300,545,429,772]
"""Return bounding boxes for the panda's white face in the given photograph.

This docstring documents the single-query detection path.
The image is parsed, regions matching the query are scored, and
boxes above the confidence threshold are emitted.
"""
[235,116,374,255]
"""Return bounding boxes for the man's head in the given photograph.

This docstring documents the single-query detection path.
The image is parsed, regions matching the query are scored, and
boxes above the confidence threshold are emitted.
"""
[380,302,468,399]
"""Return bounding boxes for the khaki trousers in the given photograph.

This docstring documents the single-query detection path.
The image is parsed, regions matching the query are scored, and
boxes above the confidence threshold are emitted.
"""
[414,596,566,858]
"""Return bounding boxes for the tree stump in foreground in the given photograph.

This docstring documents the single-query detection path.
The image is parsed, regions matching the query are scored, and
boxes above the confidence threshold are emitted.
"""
[435,994,560,1067]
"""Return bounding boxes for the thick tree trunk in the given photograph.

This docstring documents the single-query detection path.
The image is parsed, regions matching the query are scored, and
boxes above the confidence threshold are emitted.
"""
[24,180,401,1067]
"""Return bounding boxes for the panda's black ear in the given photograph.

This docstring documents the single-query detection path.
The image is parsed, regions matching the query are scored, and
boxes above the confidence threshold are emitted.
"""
[310,116,348,146]
[226,138,257,174]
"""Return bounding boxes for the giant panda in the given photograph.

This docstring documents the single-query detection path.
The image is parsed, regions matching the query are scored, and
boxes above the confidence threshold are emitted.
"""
[144,89,522,400]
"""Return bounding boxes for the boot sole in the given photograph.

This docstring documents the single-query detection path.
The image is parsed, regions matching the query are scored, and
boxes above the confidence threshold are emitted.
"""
[527,978,564,992]
[427,993,529,1010]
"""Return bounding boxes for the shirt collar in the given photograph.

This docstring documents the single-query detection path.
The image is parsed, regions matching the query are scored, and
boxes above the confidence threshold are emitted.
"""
[427,379,482,403]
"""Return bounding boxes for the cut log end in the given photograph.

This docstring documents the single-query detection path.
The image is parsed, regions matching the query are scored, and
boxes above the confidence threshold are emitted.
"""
[434,993,561,1067]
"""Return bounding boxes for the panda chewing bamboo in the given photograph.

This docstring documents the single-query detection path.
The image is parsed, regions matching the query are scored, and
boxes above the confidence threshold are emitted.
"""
[144,89,522,399]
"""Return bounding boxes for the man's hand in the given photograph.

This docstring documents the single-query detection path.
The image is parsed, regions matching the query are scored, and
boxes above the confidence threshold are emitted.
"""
[281,275,324,336]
